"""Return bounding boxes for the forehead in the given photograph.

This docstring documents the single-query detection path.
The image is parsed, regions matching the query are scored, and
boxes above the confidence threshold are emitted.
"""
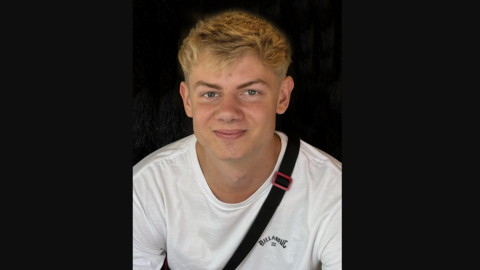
[188,53,279,88]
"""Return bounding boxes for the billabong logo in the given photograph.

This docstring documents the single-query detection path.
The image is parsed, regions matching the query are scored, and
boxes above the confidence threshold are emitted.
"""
[258,235,288,248]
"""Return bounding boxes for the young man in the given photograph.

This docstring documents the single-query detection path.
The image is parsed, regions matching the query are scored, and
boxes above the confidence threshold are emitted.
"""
[133,10,341,270]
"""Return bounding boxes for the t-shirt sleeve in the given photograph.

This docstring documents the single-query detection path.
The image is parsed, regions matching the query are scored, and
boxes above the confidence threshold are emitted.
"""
[317,206,342,270]
[133,241,165,270]
[133,179,167,270]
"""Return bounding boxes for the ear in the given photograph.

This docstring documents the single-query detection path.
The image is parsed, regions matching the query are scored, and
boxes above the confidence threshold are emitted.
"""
[276,76,294,114]
[180,81,193,118]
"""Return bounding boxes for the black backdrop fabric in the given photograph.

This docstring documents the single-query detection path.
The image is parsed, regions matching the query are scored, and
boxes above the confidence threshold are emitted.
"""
[133,0,342,166]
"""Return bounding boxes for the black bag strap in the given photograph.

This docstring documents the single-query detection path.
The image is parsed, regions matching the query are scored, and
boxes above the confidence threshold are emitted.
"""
[162,133,300,270]
[222,133,300,270]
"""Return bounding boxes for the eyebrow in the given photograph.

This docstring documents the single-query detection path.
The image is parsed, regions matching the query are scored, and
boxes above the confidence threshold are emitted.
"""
[193,79,268,91]
[193,81,222,90]
[237,79,268,89]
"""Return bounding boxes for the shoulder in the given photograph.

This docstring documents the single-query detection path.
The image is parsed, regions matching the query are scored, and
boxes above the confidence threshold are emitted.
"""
[276,131,341,176]
[133,134,195,181]
[275,131,342,199]
[299,139,342,175]
[297,139,342,197]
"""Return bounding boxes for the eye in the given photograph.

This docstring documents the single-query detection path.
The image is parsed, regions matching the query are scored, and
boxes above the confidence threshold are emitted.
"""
[203,92,218,98]
[246,90,258,95]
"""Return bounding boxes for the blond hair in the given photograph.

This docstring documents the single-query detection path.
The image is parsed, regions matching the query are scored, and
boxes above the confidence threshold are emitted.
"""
[178,10,292,80]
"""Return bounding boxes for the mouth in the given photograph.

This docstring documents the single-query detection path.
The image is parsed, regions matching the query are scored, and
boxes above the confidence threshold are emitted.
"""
[214,130,247,140]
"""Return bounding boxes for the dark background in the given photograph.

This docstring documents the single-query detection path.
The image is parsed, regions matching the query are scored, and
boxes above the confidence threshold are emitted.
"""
[133,0,342,165]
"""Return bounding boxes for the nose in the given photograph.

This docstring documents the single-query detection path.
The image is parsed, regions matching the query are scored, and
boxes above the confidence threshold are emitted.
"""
[215,94,243,123]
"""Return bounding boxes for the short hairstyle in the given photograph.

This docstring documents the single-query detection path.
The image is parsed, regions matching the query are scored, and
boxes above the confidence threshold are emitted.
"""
[178,10,292,81]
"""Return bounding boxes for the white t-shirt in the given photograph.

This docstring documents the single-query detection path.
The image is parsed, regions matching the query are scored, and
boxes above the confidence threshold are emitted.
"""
[133,131,342,270]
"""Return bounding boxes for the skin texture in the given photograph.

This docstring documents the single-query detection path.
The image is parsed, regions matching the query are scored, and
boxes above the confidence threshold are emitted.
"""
[180,53,294,203]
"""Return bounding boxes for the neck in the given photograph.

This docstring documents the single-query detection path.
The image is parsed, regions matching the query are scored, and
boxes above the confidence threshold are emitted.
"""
[196,134,281,203]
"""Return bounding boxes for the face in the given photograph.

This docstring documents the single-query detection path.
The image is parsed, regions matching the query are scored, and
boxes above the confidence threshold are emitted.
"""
[180,53,294,162]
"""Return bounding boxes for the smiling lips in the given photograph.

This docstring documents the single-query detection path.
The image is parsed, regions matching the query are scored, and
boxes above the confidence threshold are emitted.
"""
[214,130,247,140]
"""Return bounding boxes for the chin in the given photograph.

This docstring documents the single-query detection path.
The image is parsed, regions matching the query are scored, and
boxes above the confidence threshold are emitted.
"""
[213,149,249,161]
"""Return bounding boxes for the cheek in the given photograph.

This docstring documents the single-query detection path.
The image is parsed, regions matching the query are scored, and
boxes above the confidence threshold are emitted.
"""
[192,104,216,123]
[245,104,276,122]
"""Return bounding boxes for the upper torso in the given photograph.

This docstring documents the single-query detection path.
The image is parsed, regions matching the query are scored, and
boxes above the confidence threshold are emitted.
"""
[133,131,342,270]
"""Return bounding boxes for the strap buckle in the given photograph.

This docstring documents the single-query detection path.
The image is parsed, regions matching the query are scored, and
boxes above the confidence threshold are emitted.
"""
[272,172,292,191]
